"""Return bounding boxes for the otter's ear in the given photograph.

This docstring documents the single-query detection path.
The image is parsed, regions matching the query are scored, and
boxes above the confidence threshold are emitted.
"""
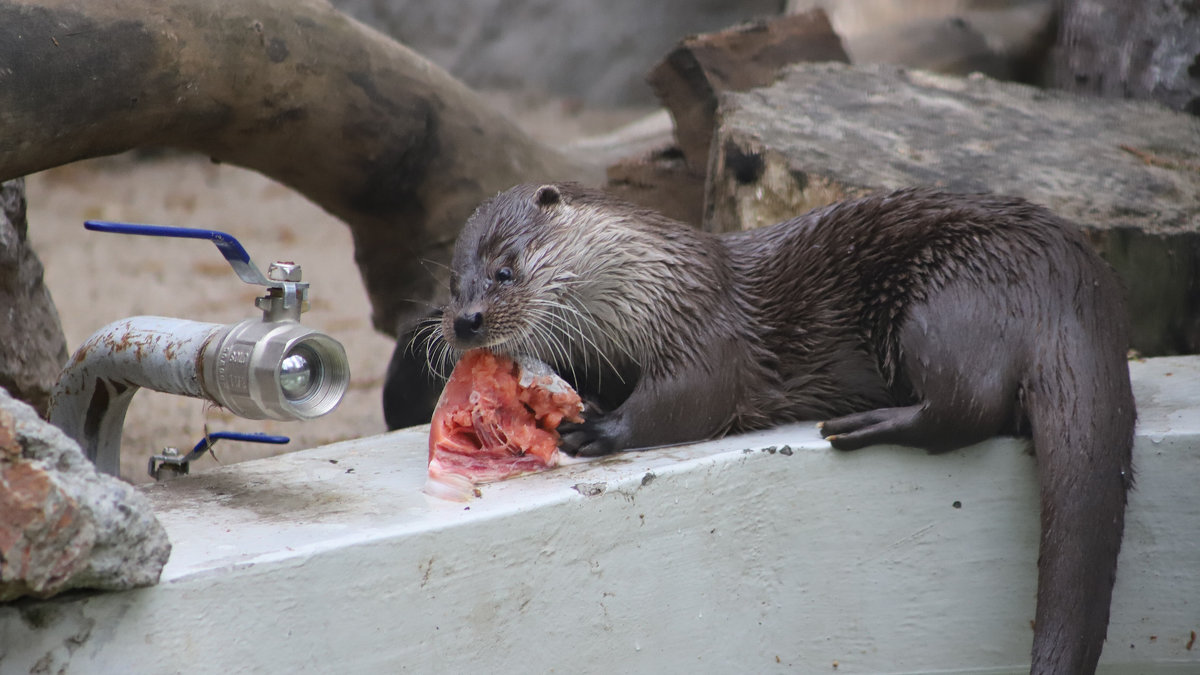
[533,184,562,209]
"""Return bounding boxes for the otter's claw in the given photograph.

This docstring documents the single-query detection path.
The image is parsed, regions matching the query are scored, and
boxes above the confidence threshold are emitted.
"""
[558,418,619,457]
[558,402,626,457]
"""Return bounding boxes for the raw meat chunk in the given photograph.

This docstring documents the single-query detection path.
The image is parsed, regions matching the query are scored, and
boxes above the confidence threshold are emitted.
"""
[426,349,583,500]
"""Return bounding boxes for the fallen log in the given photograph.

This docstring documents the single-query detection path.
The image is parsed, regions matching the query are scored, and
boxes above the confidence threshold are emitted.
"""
[646,10,849,173]
[0,0,599,338]
[606,10,848,227]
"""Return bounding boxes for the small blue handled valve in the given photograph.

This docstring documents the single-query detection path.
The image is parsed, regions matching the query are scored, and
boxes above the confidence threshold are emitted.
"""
[150,431,291,481]
[48,222,351,479]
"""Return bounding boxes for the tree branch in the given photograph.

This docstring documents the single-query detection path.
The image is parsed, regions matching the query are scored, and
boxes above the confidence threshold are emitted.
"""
[0,0,600,335]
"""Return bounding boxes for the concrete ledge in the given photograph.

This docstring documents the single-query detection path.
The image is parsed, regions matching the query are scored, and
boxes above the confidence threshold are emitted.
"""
[2,357,1198,674]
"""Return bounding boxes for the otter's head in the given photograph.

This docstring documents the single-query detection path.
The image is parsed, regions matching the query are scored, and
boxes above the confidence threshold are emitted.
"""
[441,183,592,357]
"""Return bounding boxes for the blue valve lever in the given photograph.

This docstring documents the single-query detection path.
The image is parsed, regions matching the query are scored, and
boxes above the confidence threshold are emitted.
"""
[148,430,290,480]
[191,431,291,457]
[84,220,275,287]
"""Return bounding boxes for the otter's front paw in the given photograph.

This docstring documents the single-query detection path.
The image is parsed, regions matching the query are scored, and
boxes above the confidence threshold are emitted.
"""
[558,409,627,457]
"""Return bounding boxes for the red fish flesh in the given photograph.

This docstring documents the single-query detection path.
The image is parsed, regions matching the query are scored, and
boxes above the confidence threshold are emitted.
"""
[426,349,583,499]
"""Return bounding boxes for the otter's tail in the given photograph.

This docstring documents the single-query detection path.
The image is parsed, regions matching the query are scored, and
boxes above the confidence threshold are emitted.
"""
[1024,324,1135,674]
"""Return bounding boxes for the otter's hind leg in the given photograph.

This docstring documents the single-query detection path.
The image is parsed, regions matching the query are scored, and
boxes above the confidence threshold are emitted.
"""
[822,285,1023,454]
[821,379,1015,453]
[820,406,924,450]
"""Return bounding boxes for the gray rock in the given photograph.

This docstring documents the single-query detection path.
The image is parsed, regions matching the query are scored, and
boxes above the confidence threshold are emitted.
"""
[0,179,69,416]
[1052,0,1200,116]
[0,387,170,601]
[792,0,1055,83]
[330,0,784,105]
[707,63,1200,354]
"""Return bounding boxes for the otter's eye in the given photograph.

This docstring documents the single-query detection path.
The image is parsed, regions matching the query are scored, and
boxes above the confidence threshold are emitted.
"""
[494,267,514,284]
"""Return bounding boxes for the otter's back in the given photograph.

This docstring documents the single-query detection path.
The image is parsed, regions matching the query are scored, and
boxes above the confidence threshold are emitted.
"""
[724,189,1125,418]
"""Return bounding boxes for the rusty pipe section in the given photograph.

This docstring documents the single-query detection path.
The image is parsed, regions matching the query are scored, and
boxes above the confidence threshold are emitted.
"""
[49,315,350,476]
[48,317,222,476]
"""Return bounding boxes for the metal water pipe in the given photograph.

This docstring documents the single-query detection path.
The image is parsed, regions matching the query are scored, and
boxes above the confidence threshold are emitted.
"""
[48,222,350,477]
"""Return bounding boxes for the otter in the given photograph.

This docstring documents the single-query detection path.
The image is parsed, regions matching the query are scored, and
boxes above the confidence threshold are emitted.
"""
[390,182,1135,674]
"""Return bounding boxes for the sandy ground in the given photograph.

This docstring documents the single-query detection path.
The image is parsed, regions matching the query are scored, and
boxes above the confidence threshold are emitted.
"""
[25,92,650,483]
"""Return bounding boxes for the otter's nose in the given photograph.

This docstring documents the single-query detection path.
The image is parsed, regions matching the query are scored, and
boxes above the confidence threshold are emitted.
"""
[453,311,485,341]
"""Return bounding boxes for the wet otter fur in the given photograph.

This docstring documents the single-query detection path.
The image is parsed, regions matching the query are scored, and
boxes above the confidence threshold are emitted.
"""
[425,182,1136,674]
